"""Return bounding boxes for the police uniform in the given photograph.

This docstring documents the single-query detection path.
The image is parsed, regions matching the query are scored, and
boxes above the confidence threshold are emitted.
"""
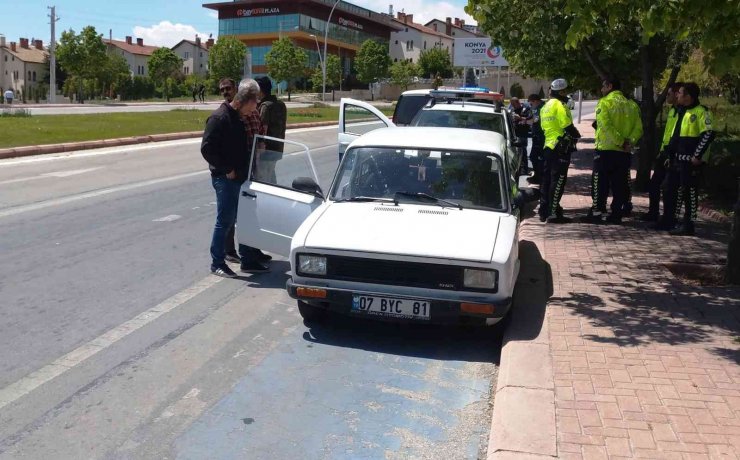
[646,104,679,220]
[663,103,715,234]
[529,104,545,183]
[539,85,580,222]
[623,98,643,214]
[591,89,633,222]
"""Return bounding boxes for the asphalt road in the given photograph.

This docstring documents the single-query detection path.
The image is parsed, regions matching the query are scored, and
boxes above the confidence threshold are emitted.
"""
[0,124,503,459]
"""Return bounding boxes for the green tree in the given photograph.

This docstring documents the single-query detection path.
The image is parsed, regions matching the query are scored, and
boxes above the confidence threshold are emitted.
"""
[311,54,341,92]
[265,37,308,101]
[99,52,131,99]
[510,82,524,99]
[418,47,453,79]
[390,60,418,91]
[208,36,246,82]
[148,48,182,101]
[56,26,107,103]
[355,39,391,91]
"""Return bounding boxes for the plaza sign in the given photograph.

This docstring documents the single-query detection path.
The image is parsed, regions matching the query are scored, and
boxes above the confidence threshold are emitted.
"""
[453,38,509,67]
[338,17,363,30]
[237,7,280,16]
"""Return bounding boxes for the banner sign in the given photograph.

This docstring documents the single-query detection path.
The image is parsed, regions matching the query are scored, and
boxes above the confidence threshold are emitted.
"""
[236,7,280,17]
[453,38,509,67]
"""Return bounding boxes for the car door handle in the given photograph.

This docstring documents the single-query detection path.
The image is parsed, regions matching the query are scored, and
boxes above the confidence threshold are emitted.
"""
[241,190,256,198]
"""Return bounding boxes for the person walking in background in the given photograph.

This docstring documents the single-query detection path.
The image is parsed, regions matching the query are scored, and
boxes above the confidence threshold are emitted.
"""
[643,82,683,222]
[201,84,267,278]
[192,84,198,103]
[256,76,287,184]
[526,94,545,184]
[539,78,581,223]
[4,88,14,104]
[661,82,715,236]
[198,83,206,103]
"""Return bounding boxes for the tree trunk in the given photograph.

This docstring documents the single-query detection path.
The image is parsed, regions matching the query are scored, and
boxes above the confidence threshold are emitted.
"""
[727,179,740,285]
[636,43,657,192]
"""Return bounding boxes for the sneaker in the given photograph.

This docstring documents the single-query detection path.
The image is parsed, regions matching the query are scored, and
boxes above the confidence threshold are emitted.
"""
[225,253,241,264]
[669,224,695,236]
[581,212,604,224]
[211,265,238,278]
[547,215,572,224]
[539,214,548,222]
[240,261,270,273]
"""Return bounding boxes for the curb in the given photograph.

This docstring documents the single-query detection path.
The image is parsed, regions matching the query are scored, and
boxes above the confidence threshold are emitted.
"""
[487,221,557,460]
[0,120,339,160]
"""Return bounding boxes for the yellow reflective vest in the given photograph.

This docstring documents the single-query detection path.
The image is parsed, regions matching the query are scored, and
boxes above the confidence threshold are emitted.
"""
[625,98,643,146]
[541,98,572,150]
[594,90,633,151]
[660,106,679,152]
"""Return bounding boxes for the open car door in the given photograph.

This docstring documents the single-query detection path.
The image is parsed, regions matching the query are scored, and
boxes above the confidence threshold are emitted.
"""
[237,135,324,258]
[338,98,394,159]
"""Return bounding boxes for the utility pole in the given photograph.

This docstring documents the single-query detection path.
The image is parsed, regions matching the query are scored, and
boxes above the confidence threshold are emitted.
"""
[48,6,59,103]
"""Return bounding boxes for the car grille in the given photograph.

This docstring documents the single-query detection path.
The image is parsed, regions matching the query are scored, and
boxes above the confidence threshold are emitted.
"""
[325,255,463,291]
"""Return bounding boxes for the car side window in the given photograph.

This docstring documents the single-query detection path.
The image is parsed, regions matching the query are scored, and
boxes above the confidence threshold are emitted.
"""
[250,135,320,193]
[343,104,389,136]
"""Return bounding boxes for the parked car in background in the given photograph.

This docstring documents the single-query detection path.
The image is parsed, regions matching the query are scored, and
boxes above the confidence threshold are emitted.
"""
[237,99,536,326]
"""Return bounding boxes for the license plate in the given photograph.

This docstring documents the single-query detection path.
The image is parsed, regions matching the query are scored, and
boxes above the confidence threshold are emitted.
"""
[351,294,430,320]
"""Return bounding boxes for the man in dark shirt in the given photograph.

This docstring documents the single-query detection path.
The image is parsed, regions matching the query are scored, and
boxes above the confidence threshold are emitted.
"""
[508,97,533,175]
[201,84,266,277]
[527,94,545,183]
[255,77,287,184]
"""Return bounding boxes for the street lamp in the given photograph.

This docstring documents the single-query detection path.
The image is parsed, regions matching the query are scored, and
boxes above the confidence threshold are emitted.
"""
[322,0,341,102]
[309,34,324,79]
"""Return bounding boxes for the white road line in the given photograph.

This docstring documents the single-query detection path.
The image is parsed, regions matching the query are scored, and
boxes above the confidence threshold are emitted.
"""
[0,167,103,185]
[153,214,182,222]
[0,275,224,411]
[0,170,207,219]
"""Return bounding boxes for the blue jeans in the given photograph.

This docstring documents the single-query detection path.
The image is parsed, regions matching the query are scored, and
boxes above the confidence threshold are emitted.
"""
[210,175,242,269]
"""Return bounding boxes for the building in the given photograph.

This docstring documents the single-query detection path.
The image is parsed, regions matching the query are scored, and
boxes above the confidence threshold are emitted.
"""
[104,36,158,77]
[203,0,401,85]
[171,36,214,77]
[389,12,453,64]
[0,36,49,97]
[425,17,484,40]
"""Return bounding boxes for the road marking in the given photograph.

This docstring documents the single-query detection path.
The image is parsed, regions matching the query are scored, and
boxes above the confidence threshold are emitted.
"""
[41,167,102,178]
[0,274,224,411]
[0,170,207,219]
[153,214,182,222]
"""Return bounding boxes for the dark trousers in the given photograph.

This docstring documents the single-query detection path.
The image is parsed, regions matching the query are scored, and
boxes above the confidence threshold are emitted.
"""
[648,159,667,216]
[598,151,630,218]
[624,155,633,208]
[664,161,699,227]
[530,138,544,179]
[539,147,570,219]
[210,176,241,268]
[517,137,529,175]
[590,153,607,215]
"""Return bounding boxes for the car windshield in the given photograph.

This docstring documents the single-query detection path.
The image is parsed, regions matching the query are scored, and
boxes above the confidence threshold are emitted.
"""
[330,147,506,211]
[411,109,507,138]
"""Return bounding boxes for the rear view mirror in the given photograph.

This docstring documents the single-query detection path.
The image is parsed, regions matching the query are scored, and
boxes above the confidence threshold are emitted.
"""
[292,177,324,199]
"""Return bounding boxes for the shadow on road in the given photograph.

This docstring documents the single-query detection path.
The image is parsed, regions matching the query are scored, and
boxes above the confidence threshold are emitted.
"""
[239,261,291,288]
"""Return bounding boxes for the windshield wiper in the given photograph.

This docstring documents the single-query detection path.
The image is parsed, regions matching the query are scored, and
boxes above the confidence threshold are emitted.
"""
[394,191,463,210]
[333,196,398,204]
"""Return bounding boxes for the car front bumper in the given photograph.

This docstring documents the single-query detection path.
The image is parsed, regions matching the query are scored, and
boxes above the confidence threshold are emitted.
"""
[286,278,512,325]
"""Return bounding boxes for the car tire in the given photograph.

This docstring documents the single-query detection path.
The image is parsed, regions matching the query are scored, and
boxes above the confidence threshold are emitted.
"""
[297,300,327,323]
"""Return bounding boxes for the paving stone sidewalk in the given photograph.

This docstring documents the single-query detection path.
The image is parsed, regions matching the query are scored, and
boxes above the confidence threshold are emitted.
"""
[528,120,740,459]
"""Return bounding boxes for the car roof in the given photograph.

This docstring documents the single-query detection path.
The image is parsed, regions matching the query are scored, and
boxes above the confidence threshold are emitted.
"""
[349,127,506,153]
[420,101,506,114]
[399,89,432,96]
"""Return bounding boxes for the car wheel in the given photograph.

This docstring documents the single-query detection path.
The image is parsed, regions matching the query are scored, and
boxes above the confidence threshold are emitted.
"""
[297,300,327,323]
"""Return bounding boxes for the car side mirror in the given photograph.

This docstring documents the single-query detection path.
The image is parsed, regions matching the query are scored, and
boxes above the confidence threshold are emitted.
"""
[292,177,324,199]
[513,187,540,208]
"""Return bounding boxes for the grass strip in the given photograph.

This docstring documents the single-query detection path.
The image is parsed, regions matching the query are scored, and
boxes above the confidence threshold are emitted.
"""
[0,106,394,149]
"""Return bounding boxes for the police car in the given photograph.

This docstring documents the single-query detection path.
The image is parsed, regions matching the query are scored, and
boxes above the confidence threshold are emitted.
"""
[236,99,535,326]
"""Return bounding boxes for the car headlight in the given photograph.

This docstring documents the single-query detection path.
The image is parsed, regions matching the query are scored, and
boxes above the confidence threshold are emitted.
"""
[463,268,498,289]
[297,254,327,276]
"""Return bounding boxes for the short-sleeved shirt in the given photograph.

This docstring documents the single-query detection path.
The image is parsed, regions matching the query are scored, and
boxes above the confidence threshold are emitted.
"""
[540,98,572,149]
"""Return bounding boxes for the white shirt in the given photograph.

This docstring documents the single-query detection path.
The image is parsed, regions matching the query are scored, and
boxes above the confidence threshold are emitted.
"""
[4,90,13,99]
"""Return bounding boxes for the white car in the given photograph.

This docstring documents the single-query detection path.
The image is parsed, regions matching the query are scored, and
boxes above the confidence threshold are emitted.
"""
[237,99,531,325]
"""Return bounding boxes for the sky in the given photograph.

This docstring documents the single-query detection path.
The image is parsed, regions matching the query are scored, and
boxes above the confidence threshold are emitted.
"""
[0,0,476,48]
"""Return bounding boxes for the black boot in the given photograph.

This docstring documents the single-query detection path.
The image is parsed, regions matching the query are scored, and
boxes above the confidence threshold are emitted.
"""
[669,223,695,236]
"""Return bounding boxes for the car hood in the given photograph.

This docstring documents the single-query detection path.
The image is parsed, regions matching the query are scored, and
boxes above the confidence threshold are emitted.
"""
[303,203,502,263]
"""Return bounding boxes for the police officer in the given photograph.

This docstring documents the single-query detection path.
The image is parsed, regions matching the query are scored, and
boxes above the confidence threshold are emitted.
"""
[643,82,683,222]
[527,94,545,184]
[539,78,581,223]
[622,95,643,216]
[508,97,532,175]
[661,82,715,235]
[584,76,632,224]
